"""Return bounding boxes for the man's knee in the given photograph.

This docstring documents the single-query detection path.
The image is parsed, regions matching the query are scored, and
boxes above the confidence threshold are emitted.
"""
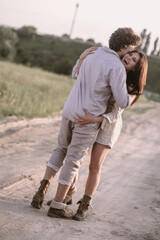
[65,157,83,171]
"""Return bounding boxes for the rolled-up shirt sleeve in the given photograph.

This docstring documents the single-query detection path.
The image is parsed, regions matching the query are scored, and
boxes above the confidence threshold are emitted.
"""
[108,67,132,109]
[103,102,123,123]
[72,59,80,79]
[101,101,123,130]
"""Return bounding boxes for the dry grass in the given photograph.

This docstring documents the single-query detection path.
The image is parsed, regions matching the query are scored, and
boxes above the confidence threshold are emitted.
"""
[0,61,75,118]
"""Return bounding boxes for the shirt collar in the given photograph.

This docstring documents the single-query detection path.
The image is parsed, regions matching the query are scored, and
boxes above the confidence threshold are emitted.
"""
[101,46,120,59]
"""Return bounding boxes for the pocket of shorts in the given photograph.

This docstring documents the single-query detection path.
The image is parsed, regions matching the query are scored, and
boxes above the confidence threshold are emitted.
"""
[102,120,110,133]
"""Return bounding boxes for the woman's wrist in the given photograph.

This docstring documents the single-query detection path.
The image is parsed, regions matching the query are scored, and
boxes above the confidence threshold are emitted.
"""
[78,58,83,71]
[94,116,103,123]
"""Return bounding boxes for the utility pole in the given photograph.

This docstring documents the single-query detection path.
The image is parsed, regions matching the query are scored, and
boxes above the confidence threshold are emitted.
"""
[69,3,79,38]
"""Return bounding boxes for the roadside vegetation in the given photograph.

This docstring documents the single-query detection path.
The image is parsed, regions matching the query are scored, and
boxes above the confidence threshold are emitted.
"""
[0,61,74,118]
[0,25,160,118]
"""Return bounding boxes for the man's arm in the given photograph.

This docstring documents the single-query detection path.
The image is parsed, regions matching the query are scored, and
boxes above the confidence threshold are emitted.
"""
[109,67,132,109]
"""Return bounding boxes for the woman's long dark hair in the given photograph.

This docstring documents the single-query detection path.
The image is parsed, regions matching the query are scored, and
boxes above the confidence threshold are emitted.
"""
[126,49,148,105]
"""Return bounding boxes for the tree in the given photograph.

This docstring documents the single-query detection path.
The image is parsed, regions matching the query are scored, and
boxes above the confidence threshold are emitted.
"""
[86,38,95,44]
[97,42,102,47]
[142,32,151,55]
[156,46,160,56]
[53,58,73,75]
[151,37,159,55]
[0,26,19,60]
[17,26,37,38]
[61,34,70,40]
[138,29,147,50]
[138,29,151,55]
[141,29,147,38]
[74,37,84,42]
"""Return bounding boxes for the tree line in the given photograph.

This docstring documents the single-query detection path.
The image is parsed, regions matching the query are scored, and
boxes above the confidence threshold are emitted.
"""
[0,25,160,76]
[138,29,160,56]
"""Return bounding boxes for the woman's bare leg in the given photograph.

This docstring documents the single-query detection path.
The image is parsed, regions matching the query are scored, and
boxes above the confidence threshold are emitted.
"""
[84,142,110,197]
[73,142,110,220]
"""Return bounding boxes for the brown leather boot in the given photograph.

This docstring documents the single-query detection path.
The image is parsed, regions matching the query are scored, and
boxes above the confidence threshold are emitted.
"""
[73,195,92,221]
[31,179,50,209]
[47,200,73,219]
[47,186,77,206]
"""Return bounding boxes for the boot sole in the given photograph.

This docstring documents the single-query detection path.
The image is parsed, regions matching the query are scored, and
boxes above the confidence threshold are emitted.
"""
[47,212,60,218]
[47,212,72,219]
[31,200,41,209]
[72,215,85,221]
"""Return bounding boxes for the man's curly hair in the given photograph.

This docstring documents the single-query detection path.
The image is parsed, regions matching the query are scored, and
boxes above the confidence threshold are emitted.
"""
[109,28,142,52]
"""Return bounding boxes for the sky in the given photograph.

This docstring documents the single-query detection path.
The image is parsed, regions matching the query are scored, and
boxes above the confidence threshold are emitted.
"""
[0,0,160,53]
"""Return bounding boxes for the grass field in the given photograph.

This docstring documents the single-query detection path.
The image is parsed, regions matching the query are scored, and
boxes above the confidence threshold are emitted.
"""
[0,61,154,118]
[0,61,75,118]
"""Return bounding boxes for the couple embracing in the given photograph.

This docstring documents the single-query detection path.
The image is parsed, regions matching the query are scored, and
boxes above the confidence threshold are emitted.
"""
[31,27,148,221]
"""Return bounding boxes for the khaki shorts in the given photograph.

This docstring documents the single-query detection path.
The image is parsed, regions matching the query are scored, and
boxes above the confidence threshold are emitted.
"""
[96,116,122,148]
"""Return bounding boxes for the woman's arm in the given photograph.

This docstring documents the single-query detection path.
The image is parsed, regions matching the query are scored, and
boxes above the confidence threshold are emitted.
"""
[101,94,136,129]
[72,47,98,79]
[101,101,123,130]
[75,95,136,128]
[75,97,122,128]
[103,101,123,124]
[104,94,136,123]
[72,59,80,79]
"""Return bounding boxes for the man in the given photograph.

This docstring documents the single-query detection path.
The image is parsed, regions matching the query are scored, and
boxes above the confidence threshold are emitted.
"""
[31,28,141,219]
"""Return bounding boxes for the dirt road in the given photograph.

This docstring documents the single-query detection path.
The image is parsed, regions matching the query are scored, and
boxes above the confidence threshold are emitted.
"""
[0,100,160,240]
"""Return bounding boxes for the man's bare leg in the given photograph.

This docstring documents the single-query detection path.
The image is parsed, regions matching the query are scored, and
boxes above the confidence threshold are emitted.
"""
[47,183,73,218]
[54,183,71,203]
[31,166,57,209]
[43,166,57,183]
[47,173,78,206]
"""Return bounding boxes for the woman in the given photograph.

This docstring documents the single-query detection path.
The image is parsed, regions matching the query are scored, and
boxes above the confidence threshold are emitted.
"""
[71,47,148,220]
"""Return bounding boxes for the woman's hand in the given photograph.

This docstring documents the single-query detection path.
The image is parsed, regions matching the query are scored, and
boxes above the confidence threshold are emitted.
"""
[75,108,102,127]
[78,46,98,72]
[79,46,98,61]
